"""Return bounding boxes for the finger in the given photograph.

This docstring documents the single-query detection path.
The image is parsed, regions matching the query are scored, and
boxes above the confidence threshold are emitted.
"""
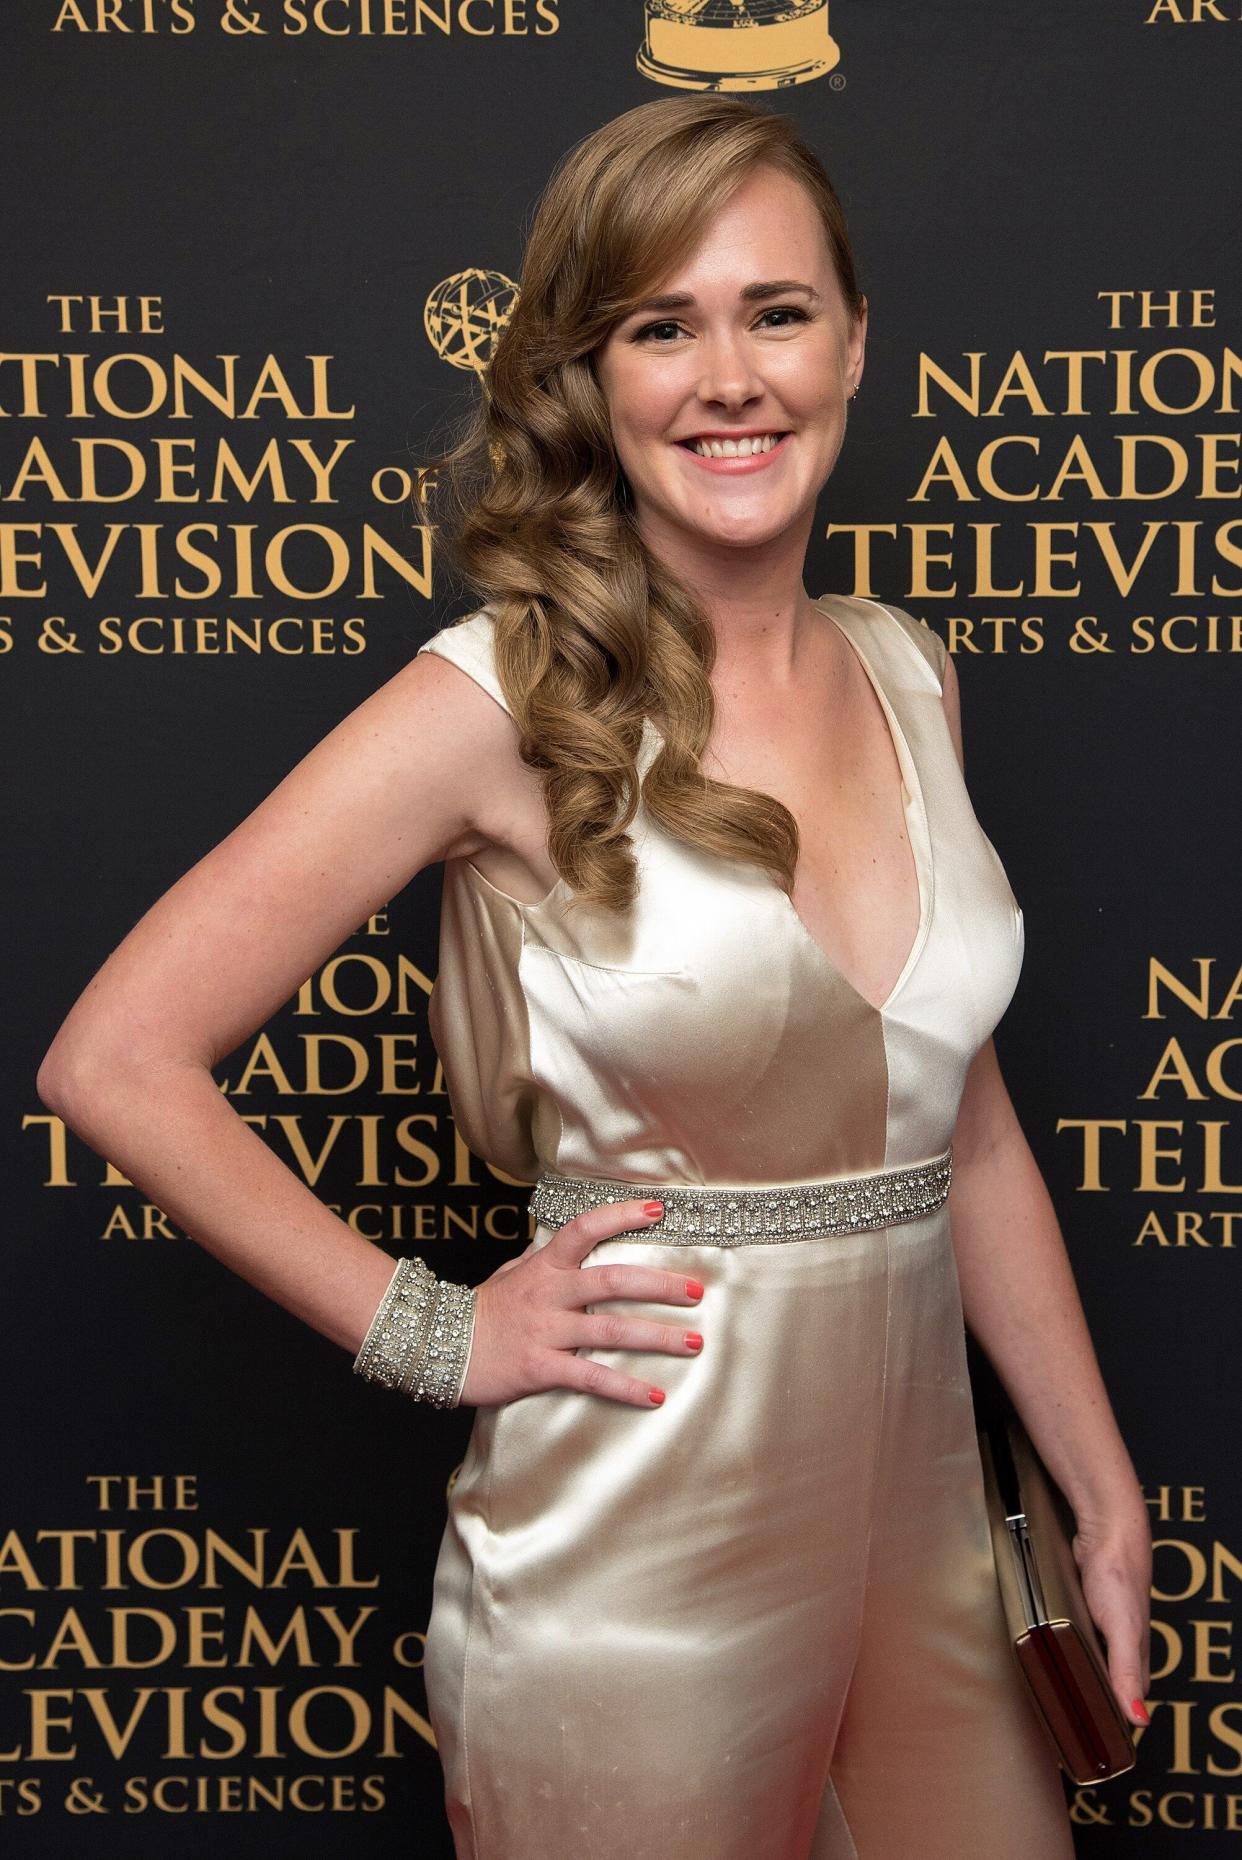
[565,1310,704,1356]
[544,1347,667,1410]
[568,1259,707,1309]
[547,1197,666,1263]
[1104,1631,1149,1726]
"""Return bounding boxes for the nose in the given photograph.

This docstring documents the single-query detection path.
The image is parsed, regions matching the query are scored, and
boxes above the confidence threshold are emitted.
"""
[695,328,764,412]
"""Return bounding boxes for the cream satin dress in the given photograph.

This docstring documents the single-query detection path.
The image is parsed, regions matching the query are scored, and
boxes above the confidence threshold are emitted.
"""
[415,595,1075,1859]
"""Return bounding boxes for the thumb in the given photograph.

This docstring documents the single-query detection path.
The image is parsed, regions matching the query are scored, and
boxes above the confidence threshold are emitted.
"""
[547,1198,659,1267]
[1116,1681,1150,1730]
[1103,1636,1150,1728]
[492,1236,541,1278]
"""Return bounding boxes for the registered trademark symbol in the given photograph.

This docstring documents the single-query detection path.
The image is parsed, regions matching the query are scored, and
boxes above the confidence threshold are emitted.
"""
[830,72,846,90]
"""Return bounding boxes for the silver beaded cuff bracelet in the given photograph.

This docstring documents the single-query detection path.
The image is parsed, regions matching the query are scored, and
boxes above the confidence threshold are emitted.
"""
[353,1257,476,1409]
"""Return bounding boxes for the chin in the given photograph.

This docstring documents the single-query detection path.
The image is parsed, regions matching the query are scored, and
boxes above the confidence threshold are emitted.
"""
[689,515,795,550]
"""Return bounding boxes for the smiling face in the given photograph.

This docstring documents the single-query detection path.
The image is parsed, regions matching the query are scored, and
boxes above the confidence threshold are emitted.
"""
[593,162,867,569]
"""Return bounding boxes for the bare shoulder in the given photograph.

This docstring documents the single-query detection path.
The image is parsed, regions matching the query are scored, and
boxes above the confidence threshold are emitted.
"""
[406,636,547,855]
[396,641,529,845]
[242,639,525,867]
[38,638,533,1091]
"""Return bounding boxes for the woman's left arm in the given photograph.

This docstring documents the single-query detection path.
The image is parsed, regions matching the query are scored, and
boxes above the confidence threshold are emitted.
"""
[940,651,1153,1732]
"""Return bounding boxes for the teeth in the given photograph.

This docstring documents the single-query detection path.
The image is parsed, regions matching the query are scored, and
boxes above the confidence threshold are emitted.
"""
[690,433,784,459]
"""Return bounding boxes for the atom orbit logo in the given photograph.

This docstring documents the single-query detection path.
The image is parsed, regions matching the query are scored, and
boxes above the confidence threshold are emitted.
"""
[424,268,520,377]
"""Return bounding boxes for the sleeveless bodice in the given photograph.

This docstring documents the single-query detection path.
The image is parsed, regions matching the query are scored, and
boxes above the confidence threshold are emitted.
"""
[416,594,1024,1188]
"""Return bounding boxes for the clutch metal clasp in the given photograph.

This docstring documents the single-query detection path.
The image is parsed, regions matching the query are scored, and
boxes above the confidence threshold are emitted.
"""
[1005,1511,1052,1629]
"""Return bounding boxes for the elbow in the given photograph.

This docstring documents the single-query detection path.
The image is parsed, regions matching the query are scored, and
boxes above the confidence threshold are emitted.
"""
[36,1040,96,1124]
[38,983,213,1128]
[39,1029,208,1131]
[36,1041,72,1117]
[36,1030,135,1126]
[35,1063,57,1116]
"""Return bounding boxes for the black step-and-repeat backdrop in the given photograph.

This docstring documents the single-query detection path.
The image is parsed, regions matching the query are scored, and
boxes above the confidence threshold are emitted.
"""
[5,2,1239,1853]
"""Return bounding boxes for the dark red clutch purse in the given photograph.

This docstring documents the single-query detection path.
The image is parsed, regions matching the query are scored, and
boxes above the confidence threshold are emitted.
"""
[978,1407,1138,1786]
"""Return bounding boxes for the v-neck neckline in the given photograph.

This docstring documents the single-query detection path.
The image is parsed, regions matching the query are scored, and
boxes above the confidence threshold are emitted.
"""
[766,596,935,1019]
[461,598,936,1019]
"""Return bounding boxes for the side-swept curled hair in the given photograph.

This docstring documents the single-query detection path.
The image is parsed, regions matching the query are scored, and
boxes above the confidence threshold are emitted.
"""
[418,94,865,913]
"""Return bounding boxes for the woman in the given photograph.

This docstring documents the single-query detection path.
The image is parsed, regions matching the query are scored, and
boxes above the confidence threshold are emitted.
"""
[39,96,1149,1859]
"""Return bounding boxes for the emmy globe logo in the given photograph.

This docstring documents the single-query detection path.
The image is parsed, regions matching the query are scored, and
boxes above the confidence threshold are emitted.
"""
[424,268,520,376]
[636,0,841,91]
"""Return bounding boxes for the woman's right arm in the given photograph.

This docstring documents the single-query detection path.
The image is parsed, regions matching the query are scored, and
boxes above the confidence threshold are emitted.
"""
[35,650,525,1356]
[36,651,703,1404]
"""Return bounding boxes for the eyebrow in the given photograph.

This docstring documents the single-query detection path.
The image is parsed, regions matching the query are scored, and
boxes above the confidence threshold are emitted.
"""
[628,280,822,315]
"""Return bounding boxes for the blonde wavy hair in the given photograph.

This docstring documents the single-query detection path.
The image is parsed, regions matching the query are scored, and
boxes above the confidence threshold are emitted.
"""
[418,94,866,914]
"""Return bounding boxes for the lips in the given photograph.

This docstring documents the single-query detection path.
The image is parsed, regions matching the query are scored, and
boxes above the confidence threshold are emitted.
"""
[675,431,793,473]
[678,432,789,459]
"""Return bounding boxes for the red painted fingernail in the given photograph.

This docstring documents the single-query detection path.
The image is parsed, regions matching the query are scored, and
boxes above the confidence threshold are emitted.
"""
[643,1201,664,1217]
[685,1332,703,1352]
[1132,1698,1150,1724]
[686,1279,704,1299]
[649,1388,665,1405]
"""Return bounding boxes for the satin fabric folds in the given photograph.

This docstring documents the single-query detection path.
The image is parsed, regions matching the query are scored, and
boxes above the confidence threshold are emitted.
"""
[414,597,1075,1859]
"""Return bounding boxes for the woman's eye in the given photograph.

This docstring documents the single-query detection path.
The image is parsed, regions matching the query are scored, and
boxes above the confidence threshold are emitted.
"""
[759,306,810,329]
[631,305,810,344]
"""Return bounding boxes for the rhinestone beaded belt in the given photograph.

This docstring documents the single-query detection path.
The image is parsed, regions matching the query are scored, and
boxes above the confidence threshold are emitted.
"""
[528,1146,953,1247]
